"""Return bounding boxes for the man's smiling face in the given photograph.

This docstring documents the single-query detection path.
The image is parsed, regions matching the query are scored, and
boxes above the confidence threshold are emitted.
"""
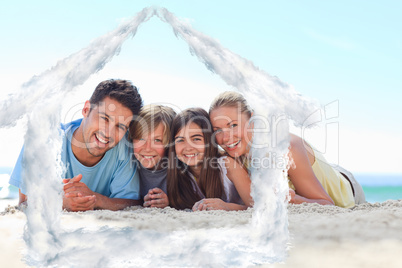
[81,97,133,158]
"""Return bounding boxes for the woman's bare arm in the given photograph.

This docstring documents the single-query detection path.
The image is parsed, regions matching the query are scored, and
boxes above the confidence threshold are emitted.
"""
[287,134,334,205]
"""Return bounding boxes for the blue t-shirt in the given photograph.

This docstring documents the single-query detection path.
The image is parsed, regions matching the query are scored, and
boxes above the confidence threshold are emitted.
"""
[9,119,139,199]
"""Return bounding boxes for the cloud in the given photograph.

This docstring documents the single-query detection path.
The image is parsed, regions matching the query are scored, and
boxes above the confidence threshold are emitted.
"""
[2,6,323,266]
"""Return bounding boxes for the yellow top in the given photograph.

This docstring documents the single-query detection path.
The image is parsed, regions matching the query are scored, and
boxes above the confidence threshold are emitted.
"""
[288,148,355,208]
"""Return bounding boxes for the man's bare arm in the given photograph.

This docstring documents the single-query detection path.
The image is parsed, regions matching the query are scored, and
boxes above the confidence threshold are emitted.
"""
[18,189,27,205]
[64,175,141,211]
[92,194,141,211]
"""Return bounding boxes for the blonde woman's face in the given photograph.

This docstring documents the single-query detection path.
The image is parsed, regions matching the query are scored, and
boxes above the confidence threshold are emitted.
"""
[133,124,166,169]
[210,106,252,158]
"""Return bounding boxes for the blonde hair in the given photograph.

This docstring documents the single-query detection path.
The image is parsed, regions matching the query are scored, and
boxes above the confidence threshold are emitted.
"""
[129,104,176,146]
[209,91,253,167]
[209,91,253,118]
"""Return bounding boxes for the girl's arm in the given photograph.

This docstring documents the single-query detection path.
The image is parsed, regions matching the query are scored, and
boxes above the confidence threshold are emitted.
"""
[287,134,334,205]
[192,198,247,211]
[192,156,252,212]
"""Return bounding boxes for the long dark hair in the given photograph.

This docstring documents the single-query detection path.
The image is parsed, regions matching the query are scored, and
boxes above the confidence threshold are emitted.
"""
[167,108,224,210]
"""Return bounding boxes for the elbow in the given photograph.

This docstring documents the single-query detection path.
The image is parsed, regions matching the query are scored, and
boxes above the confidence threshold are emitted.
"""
[324,198,335,206]
[18,190,27,205]
[245,200,254,209]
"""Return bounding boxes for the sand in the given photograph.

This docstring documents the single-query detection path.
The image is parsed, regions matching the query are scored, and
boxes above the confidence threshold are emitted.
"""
[1,199,401,268]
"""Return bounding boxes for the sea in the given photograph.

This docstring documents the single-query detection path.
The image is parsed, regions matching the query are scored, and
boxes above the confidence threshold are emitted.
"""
[1,166,401,209]
[355,173,402,203]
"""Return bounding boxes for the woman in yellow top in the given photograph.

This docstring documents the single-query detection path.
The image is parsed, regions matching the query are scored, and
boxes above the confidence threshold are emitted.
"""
[209,91,365,208]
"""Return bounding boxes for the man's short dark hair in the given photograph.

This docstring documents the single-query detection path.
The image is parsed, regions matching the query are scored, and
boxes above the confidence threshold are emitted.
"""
[89,79,143,116]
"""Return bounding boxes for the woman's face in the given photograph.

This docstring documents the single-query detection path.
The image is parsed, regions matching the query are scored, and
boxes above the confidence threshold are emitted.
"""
[174,122,205,167]
[210,106,252,158]
[133,123,166,169]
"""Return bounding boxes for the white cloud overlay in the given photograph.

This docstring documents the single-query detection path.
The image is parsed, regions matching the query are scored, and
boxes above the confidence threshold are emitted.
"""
[0,7,322,266]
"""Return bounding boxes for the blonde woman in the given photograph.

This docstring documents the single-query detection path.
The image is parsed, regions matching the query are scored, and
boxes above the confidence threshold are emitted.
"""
[209,91,365,208]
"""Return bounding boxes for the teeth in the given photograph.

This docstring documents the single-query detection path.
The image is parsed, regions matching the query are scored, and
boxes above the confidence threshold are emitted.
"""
[96,133,108,144]
[227,140,240,148]
[184,154,197,158]
[143,156,155,159]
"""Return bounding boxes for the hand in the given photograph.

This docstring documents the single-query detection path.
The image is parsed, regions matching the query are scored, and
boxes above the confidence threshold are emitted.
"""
[63,174,95,197]
[62,174,83,184]
[62,174,97,211]
[63,193,96,212]
[143,188,169,208]
[192,198,228,211]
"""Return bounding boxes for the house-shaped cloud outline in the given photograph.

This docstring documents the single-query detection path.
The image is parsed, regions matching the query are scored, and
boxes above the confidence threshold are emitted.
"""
[1,7,320,266]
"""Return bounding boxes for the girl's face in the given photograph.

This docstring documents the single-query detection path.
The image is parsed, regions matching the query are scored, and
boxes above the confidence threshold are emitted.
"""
[133,123,166,169]
[209,106,253,158]
[174,122,205,167]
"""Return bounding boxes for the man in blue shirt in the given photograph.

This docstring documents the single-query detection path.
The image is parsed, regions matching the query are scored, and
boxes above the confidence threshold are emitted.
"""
[9,79,143,211]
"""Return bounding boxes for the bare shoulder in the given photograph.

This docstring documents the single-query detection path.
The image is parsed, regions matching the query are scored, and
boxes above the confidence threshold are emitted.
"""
[289,133,304,149]
[289,133,315,164]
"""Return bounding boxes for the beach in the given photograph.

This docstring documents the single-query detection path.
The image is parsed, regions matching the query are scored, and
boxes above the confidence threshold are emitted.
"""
[1,199,401,267]
[276,201,402,268]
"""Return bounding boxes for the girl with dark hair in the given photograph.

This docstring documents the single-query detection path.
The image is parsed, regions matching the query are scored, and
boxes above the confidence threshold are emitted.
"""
[167,108,252,211]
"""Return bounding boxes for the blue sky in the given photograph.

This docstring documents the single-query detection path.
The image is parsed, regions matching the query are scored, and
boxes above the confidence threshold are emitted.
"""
[1,0,401,173]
